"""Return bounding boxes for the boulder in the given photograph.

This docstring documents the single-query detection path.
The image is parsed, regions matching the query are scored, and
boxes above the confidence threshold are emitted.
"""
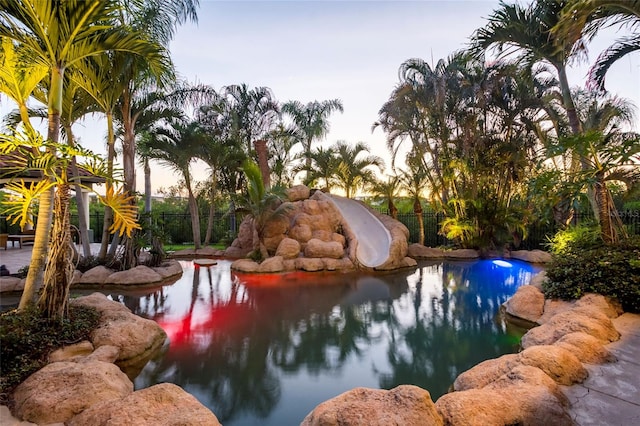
[301,385,442,426]
[275,238,301,259]
[68,383,220,426]
[302,199,323,215]
[407,244,445,259]
[510,249,553,264]
[503,285,545,323]
[529,270,547,290]
[71,293,167,379]
[289,224,313,243]
[296,257,325,272]
[286,184,310,202]
[105,265,163,285]
[437,366,571,426]
[522,306,620,348]
[78,265,114,284]
[575,293,623,319]
[70,270,83,285]
[84,345,121,364]
[230,259,260,273]
[554,332,616,364]
[312,229,333,241]
[444,249,479,259]
[153,261,183,280]
[223,246,251,259]
[13,360,133,425]
[304,238,344,259]
[331,232,346,246]
[537,299,575,324]
[0,276,22,292]
[324,257,355,271]
[518,345,588,385]
[453,354,519,391]
[48,341,94,363]
[259,256,285,273]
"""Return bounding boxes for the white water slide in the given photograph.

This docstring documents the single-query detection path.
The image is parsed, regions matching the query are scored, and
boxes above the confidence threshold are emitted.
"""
[327,195,392,268]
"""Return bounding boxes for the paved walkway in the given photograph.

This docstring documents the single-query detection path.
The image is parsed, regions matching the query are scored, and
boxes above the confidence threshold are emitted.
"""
[1,247,639,425]
[563,312,640,425]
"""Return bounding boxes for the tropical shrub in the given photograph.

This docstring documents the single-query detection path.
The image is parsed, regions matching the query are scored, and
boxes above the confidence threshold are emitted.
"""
[543,236,640,312]
[0,305,100,403]
[545,224,602,255]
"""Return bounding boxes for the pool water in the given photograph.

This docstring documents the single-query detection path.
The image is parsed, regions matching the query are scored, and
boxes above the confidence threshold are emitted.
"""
[111,259,541,425]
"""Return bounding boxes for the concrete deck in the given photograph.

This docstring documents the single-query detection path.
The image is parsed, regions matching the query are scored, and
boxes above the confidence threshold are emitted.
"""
[1,247,639,425]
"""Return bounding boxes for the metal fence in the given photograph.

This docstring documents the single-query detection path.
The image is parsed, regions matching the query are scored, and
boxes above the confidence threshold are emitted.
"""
[2,209,639,248]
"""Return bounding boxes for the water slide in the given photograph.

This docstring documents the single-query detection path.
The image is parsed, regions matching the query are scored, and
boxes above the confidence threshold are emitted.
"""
[326,195,392,268]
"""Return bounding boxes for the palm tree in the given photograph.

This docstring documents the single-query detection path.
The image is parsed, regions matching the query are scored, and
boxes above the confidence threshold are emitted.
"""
[370,175,401,219]
[399,158,428,246]
[472,0,625,244]
[554,0,640,90]
[144,119,207,250]
[282,99,344,182]
[222,83,280,157]
[302,146,339,191]
[331,141,384,199]
[0,0,166,317]
[267,123,302,188]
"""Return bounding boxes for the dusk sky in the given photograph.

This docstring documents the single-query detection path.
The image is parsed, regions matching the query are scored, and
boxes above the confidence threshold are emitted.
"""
[2,1,638,193]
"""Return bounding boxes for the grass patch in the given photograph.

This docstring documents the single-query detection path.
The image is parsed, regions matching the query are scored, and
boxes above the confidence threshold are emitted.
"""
[164,243,225,252]
[0,305,101,405]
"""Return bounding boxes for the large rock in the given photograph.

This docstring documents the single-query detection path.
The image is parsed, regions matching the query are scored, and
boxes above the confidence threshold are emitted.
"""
[258,256,285,273]
[324,257,355,271]
[553,332,616,364]
[78,265,114,284]
[504,285,545,323]
[518,345,588,385]
[301,385,442,426]
[153,260,183,279]
[437,365,571,426]
[0,276,22,292]
[296,257,325,272]
[230,259,260,273]
[71,293,167,378]
[286,184,310,202]
[275,238,301,259]
[510,249,553,264]
[574,293,623,319]
[289,224,313,243]
[444,249,479,259]
[105,265,163,285]
[522,306,620,348]
[407,244,445,259]
[537,299,575,324]
[453,354,519,391]
[304,238,344,259]
[48,341,94,363]
[68,383,220,426]
[13,360,133,425]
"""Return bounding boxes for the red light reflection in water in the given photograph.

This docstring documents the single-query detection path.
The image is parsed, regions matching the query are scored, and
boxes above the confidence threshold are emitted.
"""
[154,265,346,348]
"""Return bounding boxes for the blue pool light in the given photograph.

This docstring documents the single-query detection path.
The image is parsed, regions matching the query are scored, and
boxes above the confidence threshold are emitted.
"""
[492,260,513,268]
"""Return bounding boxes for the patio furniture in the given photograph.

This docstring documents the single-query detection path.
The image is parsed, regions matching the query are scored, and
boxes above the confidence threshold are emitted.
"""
[7,230,36,249]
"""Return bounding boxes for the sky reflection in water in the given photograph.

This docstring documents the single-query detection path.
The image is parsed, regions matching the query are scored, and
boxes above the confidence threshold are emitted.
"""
[110,259,541,426]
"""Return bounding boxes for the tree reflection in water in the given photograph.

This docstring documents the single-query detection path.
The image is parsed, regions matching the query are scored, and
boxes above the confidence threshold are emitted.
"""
[116,259,540,425]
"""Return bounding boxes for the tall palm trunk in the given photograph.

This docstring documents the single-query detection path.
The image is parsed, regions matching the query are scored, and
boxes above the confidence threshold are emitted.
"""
[64,122,91,258]
[120,91,139,269]
[186,175,201,249]
[38,182,72,320]
[414,197,425,246]
[558,65,621,243]
[99,111,116,258]
[204,178,217,245]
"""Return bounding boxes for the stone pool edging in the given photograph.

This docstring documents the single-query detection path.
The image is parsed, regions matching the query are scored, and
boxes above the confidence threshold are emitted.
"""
[5,293,221,426]
[301,285,625,425]
[0,259,184,295]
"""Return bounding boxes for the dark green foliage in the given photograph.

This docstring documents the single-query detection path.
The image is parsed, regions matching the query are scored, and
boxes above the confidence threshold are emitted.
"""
[0,305,100,403]
[543,236,640,312]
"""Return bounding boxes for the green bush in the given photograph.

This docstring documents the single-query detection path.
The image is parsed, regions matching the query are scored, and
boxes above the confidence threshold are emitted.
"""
[0,305,100,403]
[543,236,640,312]
[545,224,602,255]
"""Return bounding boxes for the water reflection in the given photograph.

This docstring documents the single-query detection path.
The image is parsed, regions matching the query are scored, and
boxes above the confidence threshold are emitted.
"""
[111,259,540,426]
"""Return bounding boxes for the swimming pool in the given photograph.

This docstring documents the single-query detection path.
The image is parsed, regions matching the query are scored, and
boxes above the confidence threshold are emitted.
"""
[109,258,541,425]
